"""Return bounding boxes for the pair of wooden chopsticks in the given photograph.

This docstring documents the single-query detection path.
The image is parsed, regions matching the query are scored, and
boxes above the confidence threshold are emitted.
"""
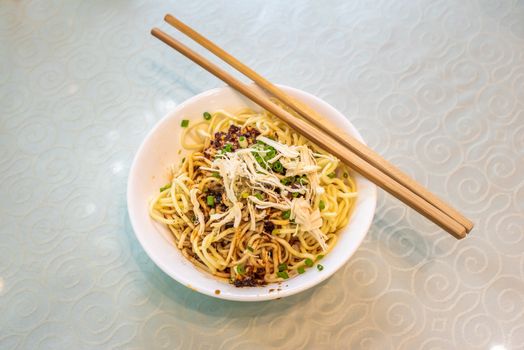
[151,14,474,239]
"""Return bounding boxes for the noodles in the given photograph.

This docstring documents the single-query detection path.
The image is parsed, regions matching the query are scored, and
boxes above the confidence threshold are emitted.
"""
[149,105,357,286]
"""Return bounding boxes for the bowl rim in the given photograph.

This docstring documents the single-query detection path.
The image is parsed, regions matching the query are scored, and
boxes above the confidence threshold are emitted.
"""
[127,84,377,301]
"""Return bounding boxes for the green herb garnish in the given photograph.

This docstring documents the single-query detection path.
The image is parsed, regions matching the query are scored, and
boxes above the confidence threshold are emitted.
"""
[255,193,263,200]
[280,177,292,185]
[203,112,211,120]
[181,119,189,127]
[327,172,336,178]
[272,160,284,173]
[159,183,171,192]
[316,254,324,261]
[223,143,233,153]
[236,264,245,275]
[247,246,254,252]
[317,264,324,271]
[212,172,221,178]
[319,200,326,210]
[238,135,248,148]
[278,263,287,272]
[265,147,276,160]
[298,266,305,274]
[253,152,267,168]
[282,210,291,220]
[277,271,289,279]
[305,258,314,267]
[206,195,215,207]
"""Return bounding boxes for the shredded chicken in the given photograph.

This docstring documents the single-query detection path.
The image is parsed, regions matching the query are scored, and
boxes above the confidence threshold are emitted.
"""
[201,136,335,250]
[189,188,205,235]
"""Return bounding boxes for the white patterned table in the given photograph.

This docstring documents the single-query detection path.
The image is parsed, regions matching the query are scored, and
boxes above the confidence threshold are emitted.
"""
[1,1,523,349]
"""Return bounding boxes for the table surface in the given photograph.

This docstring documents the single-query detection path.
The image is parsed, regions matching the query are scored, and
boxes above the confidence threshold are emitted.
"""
[1,0,523,349]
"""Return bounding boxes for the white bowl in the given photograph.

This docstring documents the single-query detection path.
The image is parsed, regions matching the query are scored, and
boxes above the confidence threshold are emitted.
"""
[127,84,377,301]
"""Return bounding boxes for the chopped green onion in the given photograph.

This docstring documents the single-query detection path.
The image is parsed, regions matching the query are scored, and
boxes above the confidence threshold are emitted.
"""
[236,264,245,275]
[181,157,186,163]
[238,135,248,148]
[241,192,249,199]
[343,172,349,178]
[280,177,292,185]
[203,112,211,120]
[181,119,189,127]
[271,229,278,235]
[278,263,287,272]
[255,193,263,200]
[277,271,289,279]
[247,246,254,252]
[305,258,314,267]
[298,266,305,274]
[272,160,284,173]
[159,183,171,192]
[319,200,326,210]
[212,172,221,178]
[316,254,324,261]
[298,176,308,185]
[282,210,291,220]
[223,143,233,153]
[292,192,299,198]
[317,264,324,271]
[252,152,266,168]
[206,195,215,207]
[265,147,276,160]
[327,172,336,178]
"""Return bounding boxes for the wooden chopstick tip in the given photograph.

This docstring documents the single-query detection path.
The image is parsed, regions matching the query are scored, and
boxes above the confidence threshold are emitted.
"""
[151,27,169,42]
[151,27,160,37]
[452,225,467,239]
